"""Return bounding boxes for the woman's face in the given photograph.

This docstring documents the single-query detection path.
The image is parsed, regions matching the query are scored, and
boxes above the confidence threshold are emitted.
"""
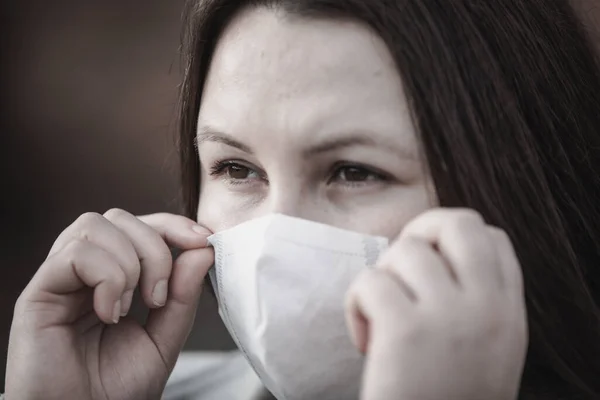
[197,7,434,238]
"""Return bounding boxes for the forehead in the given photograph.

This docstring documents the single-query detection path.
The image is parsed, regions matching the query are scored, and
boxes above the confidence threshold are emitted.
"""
[199,6,415,150]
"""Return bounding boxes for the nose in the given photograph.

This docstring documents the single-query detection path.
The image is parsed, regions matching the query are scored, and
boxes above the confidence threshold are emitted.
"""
[260,184,321,222]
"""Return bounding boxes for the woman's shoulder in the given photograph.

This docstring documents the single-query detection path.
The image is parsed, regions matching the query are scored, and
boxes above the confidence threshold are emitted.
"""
[163,350,268,400]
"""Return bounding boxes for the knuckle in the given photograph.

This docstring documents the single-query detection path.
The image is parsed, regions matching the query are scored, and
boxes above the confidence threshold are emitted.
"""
[488,226,511,243]
[121,262,141,284]
[111,269,128,289]
[125,246,141,264]
[380,236,420,263]
[77,212,103,226]
[75,212,104,240]
[117,252,142,283]
[395,236,419,254]
[445,210,488,243]
[62,238,89,265]
[453,208,484,225]
[103,207,130,221]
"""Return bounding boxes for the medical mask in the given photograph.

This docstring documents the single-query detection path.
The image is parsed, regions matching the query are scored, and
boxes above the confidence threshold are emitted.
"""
[207,214,389,400]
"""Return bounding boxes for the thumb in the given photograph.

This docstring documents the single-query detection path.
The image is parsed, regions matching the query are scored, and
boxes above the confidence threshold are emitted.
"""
[145,246,214,370]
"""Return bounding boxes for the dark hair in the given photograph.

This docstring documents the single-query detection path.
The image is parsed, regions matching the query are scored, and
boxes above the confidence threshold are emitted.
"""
[177,0,600,398]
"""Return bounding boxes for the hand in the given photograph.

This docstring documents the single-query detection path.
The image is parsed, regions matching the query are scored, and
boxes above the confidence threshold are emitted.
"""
[345,208,528,400]
[5,210,213,400]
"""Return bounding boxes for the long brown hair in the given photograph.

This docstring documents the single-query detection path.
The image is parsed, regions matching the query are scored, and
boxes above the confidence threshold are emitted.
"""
[177,1,600,398]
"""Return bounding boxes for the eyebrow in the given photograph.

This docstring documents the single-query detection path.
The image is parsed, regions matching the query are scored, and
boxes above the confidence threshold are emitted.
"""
[195,125,418,161]
[196,127,254,154]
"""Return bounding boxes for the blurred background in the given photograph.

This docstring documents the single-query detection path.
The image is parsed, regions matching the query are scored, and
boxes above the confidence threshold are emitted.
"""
[0,0,236,391]
[0,0,599,393]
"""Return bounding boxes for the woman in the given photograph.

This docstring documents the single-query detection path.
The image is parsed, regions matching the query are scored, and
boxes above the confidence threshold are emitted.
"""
[5,0,600,399]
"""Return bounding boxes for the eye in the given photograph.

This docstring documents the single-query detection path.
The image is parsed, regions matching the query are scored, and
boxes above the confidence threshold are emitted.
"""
[330,164,387,185]
[225,164,253,179]
[209,160,262,184]
[337,166,373,182]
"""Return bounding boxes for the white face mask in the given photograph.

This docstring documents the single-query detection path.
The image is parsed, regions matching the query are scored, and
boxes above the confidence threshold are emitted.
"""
[207,214,389,400]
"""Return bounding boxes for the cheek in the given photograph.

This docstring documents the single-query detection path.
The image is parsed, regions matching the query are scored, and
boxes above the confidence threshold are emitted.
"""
[197,183,261,233]
[197,174,436,237]
[342,185,434,239]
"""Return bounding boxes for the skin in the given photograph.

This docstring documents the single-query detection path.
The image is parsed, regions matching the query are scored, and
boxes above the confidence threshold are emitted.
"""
[5,7,527,400]
[196,8,433,235]
[197,8,527,400]
[5,211,213,400]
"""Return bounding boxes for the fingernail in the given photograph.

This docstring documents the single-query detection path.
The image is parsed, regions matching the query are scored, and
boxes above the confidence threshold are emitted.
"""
[152,279,168,307]
[112,301,121,324]
[120,290,134,316]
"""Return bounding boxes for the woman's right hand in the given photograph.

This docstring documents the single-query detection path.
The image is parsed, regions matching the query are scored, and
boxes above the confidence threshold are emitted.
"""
[5,209,214,400]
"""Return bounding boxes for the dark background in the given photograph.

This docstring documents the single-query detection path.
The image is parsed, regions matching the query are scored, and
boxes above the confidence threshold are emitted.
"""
[0,1,235,391]
[1,0,599,392]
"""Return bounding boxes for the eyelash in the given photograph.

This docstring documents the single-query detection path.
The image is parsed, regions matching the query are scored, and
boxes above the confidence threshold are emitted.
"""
[208,160,389,188]
[209,160,265,186]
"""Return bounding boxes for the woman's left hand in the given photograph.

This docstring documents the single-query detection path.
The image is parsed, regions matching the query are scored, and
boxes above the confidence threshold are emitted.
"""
[345,208,528,400]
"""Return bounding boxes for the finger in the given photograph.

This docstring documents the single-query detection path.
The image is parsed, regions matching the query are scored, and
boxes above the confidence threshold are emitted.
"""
[378,236,456,300]
[31,240,127,325]
[47,212,140,307]
[345,269,412,354]
[400,208,500,290]
[145,246,214,370]
[104,209,177,311]
[488,227,524,300]
[137,213,211,250]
